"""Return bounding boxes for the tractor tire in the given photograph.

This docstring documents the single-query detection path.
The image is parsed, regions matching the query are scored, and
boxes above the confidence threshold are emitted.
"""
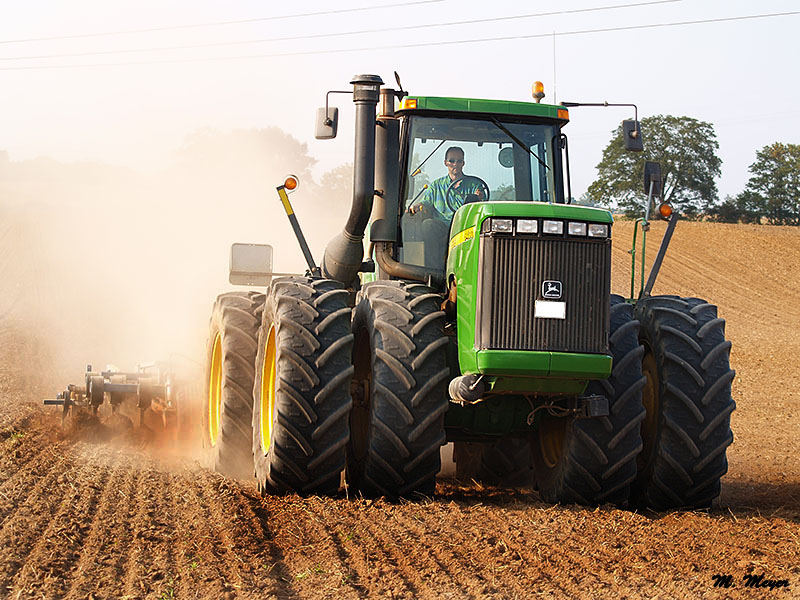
[454,438,535,488]
[252,277,354,495]
[532,295,646,506]
[348,281,450,498]
[633,295,735,510]
[203,291,264,479]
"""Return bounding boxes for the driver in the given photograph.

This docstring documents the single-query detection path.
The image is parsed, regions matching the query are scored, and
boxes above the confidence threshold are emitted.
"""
[408,146,484,222]
[406,146,485,267]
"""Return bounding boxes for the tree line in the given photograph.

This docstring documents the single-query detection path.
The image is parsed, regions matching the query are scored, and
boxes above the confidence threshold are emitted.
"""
[582,115,800,225]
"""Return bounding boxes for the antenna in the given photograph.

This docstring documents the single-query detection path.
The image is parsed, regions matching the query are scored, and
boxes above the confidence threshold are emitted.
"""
[552,31,557,105]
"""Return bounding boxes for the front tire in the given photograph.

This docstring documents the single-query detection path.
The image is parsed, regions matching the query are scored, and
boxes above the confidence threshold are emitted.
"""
[252,277,354,495]
[532,295,646,505]
[348,281,450,498]
[634,295,735,509]
[203,291,264,478]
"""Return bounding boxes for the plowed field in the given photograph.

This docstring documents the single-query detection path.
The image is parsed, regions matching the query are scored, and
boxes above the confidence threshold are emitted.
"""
[1,220,798,599]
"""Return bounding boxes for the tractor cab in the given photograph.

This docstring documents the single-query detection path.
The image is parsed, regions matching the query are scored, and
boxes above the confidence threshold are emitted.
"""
[396,97,570,271]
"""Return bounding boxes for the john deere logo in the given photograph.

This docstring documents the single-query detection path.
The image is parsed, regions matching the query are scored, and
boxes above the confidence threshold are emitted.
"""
[542,280,562,299]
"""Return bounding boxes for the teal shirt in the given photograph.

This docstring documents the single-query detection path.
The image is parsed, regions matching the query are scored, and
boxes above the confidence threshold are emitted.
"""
[420,175,481,223]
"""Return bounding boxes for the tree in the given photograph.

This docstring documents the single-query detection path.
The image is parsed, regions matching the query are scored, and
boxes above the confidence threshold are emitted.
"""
[738,142,800,225]
[707,193,763,224]
[587,115,722,217]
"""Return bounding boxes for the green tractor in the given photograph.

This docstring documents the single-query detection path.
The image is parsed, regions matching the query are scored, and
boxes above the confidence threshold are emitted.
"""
[203,74,734,509]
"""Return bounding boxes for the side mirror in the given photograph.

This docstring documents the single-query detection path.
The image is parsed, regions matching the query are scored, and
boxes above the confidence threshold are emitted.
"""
[229,243,273,286]
[643,161,663,197]
[315,107,339,140]
[622,119,643,152]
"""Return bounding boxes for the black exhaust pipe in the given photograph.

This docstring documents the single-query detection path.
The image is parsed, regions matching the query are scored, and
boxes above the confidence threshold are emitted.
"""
[322,74,383,284]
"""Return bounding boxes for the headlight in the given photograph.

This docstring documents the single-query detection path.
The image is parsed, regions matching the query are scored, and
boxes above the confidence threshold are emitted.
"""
[587,223,609,238]
[568,222,587,236]
[517,219,538,234]
[542,220,563,235]
[491,218,513,233]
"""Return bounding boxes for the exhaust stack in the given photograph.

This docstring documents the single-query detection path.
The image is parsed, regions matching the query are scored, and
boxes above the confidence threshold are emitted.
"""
[322,74,383,284]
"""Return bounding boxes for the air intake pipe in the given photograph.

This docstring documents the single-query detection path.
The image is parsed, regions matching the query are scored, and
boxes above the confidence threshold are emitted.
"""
[322,74,383,284]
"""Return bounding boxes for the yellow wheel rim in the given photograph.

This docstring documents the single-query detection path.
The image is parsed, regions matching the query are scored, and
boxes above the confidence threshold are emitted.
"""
[260,325,277,453]
[208,332,223,446]
[538,415,567,469]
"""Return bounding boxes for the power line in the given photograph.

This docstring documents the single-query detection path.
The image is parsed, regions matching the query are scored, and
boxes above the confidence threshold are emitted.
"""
[1,9,797,71]
[0,0,683,62]
[0,0,444,45]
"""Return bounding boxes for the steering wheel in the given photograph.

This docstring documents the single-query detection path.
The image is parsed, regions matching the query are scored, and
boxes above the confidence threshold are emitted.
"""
[445,175,490,213]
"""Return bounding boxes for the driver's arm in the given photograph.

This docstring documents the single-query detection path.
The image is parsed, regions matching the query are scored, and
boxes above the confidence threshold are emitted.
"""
[408,180,438,214]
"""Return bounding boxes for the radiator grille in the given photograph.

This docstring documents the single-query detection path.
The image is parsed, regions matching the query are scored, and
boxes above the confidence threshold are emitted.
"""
[476,235,610,353]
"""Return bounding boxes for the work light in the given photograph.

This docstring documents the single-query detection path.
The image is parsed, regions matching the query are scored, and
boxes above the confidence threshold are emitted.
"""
[542,220,563,235]
[587,223,609,238]
[568,222,587,236]
[491,219,513,233]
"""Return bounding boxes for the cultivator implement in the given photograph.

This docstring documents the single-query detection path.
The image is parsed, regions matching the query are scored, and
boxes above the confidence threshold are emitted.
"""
[45,362,192,438]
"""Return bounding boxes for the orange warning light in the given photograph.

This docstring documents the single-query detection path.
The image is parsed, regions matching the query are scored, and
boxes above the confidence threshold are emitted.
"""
[532,81,545,103]
[658,202,673,219]
[284,175,299,191]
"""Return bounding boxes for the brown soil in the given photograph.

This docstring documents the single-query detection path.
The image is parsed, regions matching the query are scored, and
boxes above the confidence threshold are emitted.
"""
[0,220,798,599]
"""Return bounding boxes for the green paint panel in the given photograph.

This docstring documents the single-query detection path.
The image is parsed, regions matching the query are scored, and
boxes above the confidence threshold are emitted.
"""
[400,96,568,121]
[549,352,612,379]
[475,350,609,382]
[475,350,550,375]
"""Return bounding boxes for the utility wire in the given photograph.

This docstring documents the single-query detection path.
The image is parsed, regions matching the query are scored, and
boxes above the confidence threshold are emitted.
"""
[0,0,444,45]
[0,0,683,62]
[1,10,797,71]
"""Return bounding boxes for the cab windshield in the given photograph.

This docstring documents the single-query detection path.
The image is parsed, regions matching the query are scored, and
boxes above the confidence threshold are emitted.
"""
[399,114,564,269]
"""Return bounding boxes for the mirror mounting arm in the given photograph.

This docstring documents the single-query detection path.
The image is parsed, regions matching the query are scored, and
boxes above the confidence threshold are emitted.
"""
[560,101,642,150]
[325,90,352,124]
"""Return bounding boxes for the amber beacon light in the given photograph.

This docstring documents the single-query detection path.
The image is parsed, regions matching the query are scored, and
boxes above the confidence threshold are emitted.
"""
[532,81,545,103]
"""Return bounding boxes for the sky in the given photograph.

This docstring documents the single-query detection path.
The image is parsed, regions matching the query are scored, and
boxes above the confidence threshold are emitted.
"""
[2,0,799,200]
[2,0,799,374]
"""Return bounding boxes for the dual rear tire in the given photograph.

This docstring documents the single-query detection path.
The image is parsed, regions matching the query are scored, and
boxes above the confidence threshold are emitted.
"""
[529,294,734,510]
[348,281,450,497]
[633,295,735,509]
[252,277,354,495]
[203,292,264,479]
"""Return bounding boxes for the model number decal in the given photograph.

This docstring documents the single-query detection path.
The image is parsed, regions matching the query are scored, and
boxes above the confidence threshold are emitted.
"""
[449,225,476,251]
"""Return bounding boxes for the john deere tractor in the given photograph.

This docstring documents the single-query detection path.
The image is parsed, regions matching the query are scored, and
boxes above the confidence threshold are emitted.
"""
[203,74,734,509]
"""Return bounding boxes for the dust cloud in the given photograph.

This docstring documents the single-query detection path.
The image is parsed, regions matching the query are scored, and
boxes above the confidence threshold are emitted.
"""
[0,128,352,389]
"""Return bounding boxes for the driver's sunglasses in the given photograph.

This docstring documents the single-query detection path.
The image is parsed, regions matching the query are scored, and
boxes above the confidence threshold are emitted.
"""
[446,158,465,164]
